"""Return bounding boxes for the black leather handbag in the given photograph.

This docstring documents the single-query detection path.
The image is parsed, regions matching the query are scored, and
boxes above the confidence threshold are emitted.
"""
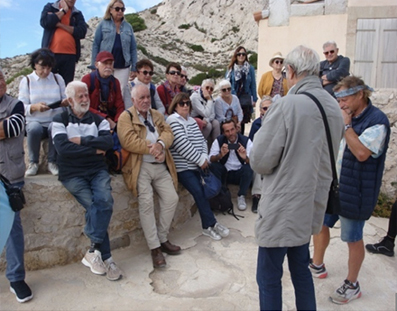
[0,174,26,212]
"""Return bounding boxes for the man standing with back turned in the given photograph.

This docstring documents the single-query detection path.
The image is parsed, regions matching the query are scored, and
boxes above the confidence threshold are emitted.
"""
[40,0,87,84]
[251,45,344,310]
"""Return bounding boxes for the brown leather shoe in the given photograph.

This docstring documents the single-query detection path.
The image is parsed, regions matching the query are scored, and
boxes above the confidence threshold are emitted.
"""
[151,248,166,268]
[160,241,181,255]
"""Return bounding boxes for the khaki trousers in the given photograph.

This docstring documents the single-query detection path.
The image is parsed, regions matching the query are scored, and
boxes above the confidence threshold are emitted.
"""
[137,162,179,250]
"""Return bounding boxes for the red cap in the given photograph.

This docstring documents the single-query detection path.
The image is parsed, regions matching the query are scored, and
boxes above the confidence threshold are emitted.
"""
[95,51,114,62]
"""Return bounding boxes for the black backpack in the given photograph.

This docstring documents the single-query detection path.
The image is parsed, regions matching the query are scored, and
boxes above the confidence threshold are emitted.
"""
[209,185,243,220]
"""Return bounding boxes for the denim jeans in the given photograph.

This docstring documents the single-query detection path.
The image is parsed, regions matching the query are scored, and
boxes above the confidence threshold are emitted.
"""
[61,169,113,260]
[26,121,56,163]
[210,162,253,196]
[177,170,217,229]
[256,243,316,311]
[0,181,15,253]
[5,181,25,282]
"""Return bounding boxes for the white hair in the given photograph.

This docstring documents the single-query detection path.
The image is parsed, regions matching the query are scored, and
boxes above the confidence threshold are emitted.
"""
[323,41,337,50]
[131,83,148,100]
[201,78,214,88]
[65,81,88,99]
[218,79,231,89]
[284,45,320,78]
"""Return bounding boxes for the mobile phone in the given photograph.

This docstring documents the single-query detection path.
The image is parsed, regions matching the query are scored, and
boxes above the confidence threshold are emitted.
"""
[47,100,62,109]
[228,143,239,150]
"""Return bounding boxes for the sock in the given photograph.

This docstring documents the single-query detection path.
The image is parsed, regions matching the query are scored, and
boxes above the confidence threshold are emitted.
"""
[312,262,324,268]
[89,242,101,253]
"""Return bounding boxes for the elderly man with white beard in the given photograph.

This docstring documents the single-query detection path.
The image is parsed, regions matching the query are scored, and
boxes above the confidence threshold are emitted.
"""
[52,81,122,281]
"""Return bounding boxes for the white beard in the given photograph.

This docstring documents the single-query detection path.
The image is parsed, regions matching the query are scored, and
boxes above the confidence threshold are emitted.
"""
[72,101,89,115]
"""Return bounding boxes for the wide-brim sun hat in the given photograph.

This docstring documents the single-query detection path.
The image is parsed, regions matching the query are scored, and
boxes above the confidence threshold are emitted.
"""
[269,52,284,67]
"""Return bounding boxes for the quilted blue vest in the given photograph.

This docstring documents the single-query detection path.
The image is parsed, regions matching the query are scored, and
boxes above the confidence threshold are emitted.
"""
[339,100,390,220]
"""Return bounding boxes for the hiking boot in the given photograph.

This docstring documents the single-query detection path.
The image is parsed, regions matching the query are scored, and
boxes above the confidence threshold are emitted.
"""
[151,247,166,268]
[25,163,38,176]
[237,195,247,211]
[330,279,361,304]
[309,261,328,278]
[104,257,122,281]
[160,241,181,255]
[48,162,59,176]
[214,222,229,238]
[251,195,260,213]
[365,237,395,257]
[81,250,107,275]
[202,227,222,241]
[10,280,33,303]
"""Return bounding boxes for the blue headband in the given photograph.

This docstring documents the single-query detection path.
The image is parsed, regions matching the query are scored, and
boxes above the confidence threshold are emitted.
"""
[334,85,374,98]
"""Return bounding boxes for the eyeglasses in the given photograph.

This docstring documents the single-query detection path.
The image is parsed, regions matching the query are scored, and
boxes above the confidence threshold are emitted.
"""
[323,50,335,56]
[221,87,231,92]
[144,119,155,133]
[180,74,189,81]
[274,60,283,64]
[168,70,181,76]
[237,53,246,57]
[205,86,214,92]
[177,100,191,107]
[138,70,154,76]
[113,7,125,12]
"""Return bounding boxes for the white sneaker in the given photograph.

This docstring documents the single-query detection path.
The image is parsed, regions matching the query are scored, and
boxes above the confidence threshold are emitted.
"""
[25,163,38,176]
[202,227,222,240]
[81,250,107,275]
[48,162,59,176]
[237,195,247,211]
[104,257,122,281]
[214,222,229,238]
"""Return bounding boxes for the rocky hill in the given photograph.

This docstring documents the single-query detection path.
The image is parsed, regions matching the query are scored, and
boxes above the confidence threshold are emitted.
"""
[1,0,265,97]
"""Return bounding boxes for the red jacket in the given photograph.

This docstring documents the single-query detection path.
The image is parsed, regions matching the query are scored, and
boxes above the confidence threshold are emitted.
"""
[81,72,124,122]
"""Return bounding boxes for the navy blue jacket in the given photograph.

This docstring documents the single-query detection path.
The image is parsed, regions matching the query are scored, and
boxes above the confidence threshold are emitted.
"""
[40,2,87,61]
[217,133,249,166]
[339,100,390,220]
[319,55,350,96]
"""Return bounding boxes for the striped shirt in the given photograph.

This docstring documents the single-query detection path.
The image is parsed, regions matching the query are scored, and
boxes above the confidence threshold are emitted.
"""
[18,71,66,127]
[166,113,207,173]
[1,100,25,138]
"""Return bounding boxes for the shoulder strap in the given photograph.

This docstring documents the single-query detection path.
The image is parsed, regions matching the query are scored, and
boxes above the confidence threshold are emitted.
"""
[53,73,62,100]
[61,110,69,127]
[300,92,338,183]
[150,84,156,109]
[125,109,133,121]
[25,75,30,93]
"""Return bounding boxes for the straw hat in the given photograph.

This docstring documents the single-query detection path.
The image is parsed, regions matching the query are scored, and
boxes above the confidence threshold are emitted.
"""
[269,52,284,67]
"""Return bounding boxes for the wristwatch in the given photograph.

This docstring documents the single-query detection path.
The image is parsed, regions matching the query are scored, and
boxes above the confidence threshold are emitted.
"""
[345,124,352,131]
[59,8,66,14]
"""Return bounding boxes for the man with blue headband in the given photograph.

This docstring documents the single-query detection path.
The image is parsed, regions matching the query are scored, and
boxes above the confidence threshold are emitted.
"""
[311,75,390,305]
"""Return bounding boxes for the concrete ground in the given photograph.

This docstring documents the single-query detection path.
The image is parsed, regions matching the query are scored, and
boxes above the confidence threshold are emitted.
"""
[0,197,396,311]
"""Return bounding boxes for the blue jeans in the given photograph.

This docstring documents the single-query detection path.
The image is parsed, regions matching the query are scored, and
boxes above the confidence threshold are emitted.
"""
[0,181,15,253]
[5,181,25,282]
[210,162,253,196]
[177,170,217,229]
[26,121,56,163]
[61,170,113,260]
[256,243,316,311]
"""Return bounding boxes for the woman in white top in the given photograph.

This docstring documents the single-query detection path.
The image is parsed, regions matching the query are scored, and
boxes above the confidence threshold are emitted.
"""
[190,79,220,143]
[18,48,69,176]
[215,79,243,132]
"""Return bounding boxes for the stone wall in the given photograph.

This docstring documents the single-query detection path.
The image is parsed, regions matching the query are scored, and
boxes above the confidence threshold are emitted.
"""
[0,175,196,271]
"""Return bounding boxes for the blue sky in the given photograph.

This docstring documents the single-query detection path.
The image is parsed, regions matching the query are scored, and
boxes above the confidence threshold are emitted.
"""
[0,0,162,59]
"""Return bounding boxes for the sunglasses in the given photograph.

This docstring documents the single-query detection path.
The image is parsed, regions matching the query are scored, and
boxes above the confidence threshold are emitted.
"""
[177,100,191,107]
[205,86,214,92]
[180,74,189,81]
[237,53,246,57]
[221,87,232,92]
[261,106,269,111]
[144,120,155,133]
[274,60,283,64]
[113,7,125,12]
[168,70,181,76]
[323,50,335,55]
[138,70,154,76]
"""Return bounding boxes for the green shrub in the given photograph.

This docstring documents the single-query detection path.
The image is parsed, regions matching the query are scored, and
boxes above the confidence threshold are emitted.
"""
[189,73,207,86]
[125,13,147,32]
[194,22,206,34]
[211,38,218,43]
[373,192,393,218]
[149,55,169,67]
[178,24,191,30]
[232,26,240,33]
[208,68,225,79]
[249,52,258,70]
[150,9,157,14]
[190,44,204,52]
[6,67,33,84]
[137,44,147,55]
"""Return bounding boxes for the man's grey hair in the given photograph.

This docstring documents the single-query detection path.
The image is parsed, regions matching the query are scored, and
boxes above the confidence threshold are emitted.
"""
[201,79,215,88]
[323,41,337,50]
[131,84,148,100]
[284,45,320,78]
[65,81,88,99]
